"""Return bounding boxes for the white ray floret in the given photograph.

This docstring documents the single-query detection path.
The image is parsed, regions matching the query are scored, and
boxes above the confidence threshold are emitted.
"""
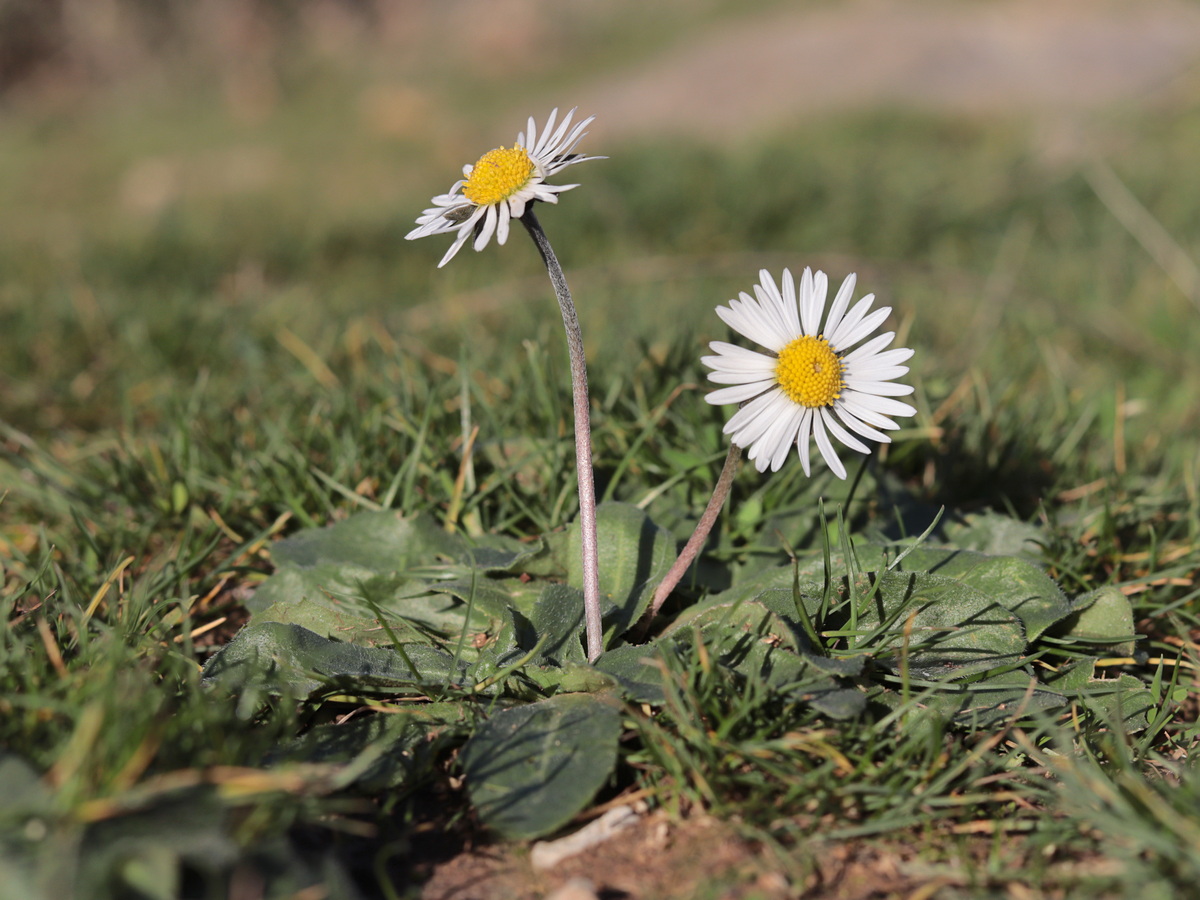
[405,107,602,267]
[702,267,916,479]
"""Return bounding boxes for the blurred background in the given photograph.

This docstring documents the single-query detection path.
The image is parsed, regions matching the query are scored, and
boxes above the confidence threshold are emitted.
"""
[2,0,1199,481]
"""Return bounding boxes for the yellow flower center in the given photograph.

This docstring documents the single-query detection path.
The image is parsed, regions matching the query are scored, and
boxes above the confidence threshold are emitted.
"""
[462,145,535,205]
[775,335,844,408]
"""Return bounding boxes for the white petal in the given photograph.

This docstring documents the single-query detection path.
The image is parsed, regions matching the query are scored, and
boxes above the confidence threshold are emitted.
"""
[834,405,892,442]
[842,332,897,363]
[499,202,515,245]
[705,365,777,385]
[834,306,891,351]
[820,408,870,454]
[753,271,796,348]
[530,187,564,204]
[705,381,775,404]
[473,204,498,250]
[704,342,776,371]
[812,413,847,479]
[779,268,801,334]
[540,108,575,158]
[531,108,557,155]
[726,391,792,448]
[799,267,821,336]
[716,298,785,352]
[706,365,778,386]
[795,409,813,476]
[546,116,594,165]
[823,273,857,337]
[838,397,900,431]
[437,227,473,268]
[763,403,805,472]
[742,401,798,472]
[844,392,917,418]
[845,363,911,381]
[826,296,876,348]
[855,346,914,368]
[842,378,914,396]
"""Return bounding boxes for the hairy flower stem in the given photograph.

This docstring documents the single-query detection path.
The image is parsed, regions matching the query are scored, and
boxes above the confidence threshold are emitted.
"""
[646,442,743,620]
[521,209,603,663]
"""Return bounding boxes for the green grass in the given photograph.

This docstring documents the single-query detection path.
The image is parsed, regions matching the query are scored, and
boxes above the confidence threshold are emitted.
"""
[3,35,1200,898]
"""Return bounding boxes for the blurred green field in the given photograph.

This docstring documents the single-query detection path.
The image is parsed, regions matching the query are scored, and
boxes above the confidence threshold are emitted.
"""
[2,3,1199,897]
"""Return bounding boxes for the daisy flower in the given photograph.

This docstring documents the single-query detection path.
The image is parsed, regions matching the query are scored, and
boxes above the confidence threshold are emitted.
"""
[405,107,601,268]
[702,267,916,479]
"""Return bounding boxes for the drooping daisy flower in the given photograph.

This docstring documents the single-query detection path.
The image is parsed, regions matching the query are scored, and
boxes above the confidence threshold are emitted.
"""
[702,268,916,478]
[405,107,601,268]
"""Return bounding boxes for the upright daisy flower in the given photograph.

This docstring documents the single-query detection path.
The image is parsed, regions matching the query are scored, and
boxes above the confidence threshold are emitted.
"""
[405,107,601,268]
[703,267,916,479]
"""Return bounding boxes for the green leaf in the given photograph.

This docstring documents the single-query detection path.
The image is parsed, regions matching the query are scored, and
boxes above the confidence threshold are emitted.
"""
[852,572,1027,679]
[201,622,468,697]
[883,548,1071,642]
[881,670,1070,730]
[729,639,867,719]
[247,512,542,647]
[280,703,467,791]
[938,510,1046,558]
[567,503,676,642]
[1044,658,1154,732]
[1056,586,1137,654]
[254,597,424,646]
[0,754,52,821]
[594,644,667,704]
[270,510,539,575]
[662,597,867,718]
[460,693,621,839]
[529,582,588,666]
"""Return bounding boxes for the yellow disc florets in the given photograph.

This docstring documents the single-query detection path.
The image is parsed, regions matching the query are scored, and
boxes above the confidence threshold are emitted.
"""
[775,335,844,408]
[462,145,536,205]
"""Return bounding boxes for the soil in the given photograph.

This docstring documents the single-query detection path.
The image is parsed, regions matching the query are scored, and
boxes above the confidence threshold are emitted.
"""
[421,813,787,900]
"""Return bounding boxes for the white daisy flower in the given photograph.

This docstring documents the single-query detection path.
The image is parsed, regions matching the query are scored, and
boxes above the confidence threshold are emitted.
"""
[702,267,916,479]
[405,107,601,268]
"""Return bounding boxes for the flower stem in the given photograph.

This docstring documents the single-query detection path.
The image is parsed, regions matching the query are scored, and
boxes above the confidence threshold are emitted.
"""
[520,209,603,663]
[646,442,743,621]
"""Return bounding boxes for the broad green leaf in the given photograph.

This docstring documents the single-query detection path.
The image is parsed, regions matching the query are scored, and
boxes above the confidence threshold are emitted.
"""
[0,754,52,820]
[530,582,588,666]
[567,503,676,641]
[662,598,867,718]
[700,570,1025,680]
[926,553,1070,641]
[521,664,619,695]
[728,639,866,719]
[281,703,467,791]
[270,510,539,575]
[594,644,668,704]
[881,670,1069,730]
[247,512,542,646]
[851,572,1027,679]
[460,693,621,839]
[202,622,467,697]
[938,511,1045,559]
[255,598,424,646]
[1044,658,1154,732]
[268,510,459,572]
[1056,587,1137,654]
[874,547,1071,642]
